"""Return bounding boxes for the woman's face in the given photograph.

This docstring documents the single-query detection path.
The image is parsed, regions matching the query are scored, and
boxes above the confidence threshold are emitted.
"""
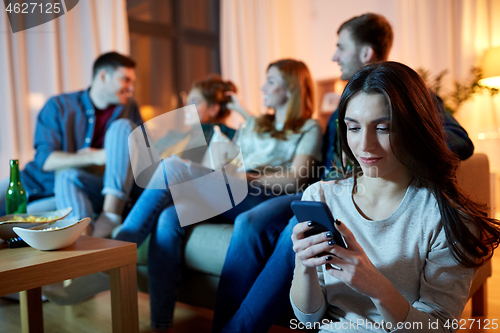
[186,87,215,124]
[345,93,407,179]
[261,66,289,109]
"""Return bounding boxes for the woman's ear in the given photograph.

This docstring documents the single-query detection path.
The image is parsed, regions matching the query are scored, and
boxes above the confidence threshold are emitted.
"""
[359,45,375,65]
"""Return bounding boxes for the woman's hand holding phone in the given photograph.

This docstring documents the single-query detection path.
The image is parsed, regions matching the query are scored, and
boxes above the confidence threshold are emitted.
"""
[322,221,390,299]
[291,217,408,327]
[291,221,338,268]
[292,214,391,301]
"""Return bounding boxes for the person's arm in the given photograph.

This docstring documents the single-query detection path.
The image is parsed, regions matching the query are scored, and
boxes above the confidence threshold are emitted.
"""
[32,97,65,172]
[226,91,252,119]
[327,222,411,327]
[42,148,105,171]
[289,185,331,323]
[289,186,410,327]
[434,94,474,160]
[387,228,477,332]
[33,96,107,172]
[290,219,328,322]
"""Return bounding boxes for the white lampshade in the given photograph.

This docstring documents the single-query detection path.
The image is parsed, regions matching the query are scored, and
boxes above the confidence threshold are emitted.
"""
[479,46,500,87]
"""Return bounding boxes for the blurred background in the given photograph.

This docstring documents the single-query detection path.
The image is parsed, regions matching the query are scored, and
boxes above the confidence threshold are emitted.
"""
[1,0,499,214]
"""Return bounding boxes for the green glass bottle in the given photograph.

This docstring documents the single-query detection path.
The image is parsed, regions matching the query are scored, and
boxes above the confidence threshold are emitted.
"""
[5,159,27,214]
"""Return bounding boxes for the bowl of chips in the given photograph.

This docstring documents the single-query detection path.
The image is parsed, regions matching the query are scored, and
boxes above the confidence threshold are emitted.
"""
[13,217,91,250]
[0,207,72,241]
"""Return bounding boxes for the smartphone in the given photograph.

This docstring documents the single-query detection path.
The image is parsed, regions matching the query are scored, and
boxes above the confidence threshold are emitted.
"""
[291,201,346,248]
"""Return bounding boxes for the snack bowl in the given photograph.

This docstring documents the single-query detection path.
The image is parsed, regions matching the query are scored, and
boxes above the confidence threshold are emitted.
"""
[0,207,72,223]
[0,207,73,241]
[13,218,91,251]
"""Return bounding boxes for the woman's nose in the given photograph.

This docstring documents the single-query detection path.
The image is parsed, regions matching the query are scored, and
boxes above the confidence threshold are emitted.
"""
[360,129,376,151]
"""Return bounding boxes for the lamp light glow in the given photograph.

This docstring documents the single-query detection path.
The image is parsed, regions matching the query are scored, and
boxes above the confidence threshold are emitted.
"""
[479,46,500,88]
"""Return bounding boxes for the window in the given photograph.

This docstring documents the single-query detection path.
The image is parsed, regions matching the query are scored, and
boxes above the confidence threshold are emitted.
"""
[127,0,220,121]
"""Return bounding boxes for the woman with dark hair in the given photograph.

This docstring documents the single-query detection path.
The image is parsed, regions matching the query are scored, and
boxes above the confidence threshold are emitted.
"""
[116,59,322,332]
[291,62,500,332]
[158,74,238,150]
[189,74,238,124]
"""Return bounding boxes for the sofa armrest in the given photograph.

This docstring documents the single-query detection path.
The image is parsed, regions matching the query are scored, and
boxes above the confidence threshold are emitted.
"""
[457,153,493,316]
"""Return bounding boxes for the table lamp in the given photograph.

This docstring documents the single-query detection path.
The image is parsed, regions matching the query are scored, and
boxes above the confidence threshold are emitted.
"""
[479,46,500,88]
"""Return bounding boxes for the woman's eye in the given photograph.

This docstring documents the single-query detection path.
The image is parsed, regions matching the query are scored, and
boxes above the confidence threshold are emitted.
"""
[376,127,389,133]
[347,127,360,132]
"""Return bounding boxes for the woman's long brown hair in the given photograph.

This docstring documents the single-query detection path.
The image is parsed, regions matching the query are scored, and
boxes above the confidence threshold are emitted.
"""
[337,61,500,268]
[254,59,315,140]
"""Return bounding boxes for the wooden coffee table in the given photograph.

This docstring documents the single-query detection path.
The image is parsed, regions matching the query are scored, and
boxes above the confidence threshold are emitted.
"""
[0,236,139,333]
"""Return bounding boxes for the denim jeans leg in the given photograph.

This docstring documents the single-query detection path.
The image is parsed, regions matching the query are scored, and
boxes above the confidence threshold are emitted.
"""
[102,119,136,200]
[114,156,210,245]
[113,187,173,246]
[221,216,300,333]
[213,193,302,333]
[54,169,104,224]
[148,204,187,329]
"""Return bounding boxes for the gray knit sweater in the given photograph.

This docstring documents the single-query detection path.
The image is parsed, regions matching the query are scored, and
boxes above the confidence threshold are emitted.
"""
[291,177,476,333]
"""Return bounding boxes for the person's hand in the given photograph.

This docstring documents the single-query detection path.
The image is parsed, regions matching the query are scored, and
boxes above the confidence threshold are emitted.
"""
[225,91,242,110]
[225,91,250,119]
[291,221,336,268]
[77,147,100,154]
[324,221,385,298]
[77,148,106,165]
[92,149,106,165]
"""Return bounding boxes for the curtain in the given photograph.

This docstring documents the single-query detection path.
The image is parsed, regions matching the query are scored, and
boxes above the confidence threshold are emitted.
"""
[444,0,500,169]
[220,0,307,116]
[0,0,129,179]
[392,0,500,163]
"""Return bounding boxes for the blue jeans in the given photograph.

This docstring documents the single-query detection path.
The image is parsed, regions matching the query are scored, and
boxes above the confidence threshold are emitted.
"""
[212,193,302,333]
[114,157,277,329]
[53,119,136,224]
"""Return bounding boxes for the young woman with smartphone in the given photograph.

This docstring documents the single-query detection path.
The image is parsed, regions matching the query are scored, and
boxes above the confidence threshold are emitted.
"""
[291,62,500,332]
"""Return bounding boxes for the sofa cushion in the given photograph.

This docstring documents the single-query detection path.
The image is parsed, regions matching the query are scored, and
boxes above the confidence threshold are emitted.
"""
[184,223,233,276]
[123,222,234,276]
[183,223,234,276]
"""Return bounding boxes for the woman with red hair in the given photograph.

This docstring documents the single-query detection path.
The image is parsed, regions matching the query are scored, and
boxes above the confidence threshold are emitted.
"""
[116,59,322,332]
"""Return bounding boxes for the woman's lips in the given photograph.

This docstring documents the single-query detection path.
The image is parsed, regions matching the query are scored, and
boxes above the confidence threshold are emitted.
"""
[359,157,382,165]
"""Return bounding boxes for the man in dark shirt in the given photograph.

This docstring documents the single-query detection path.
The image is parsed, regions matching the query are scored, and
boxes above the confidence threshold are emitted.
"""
[0,52,142,238]
[212,13,474,333]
